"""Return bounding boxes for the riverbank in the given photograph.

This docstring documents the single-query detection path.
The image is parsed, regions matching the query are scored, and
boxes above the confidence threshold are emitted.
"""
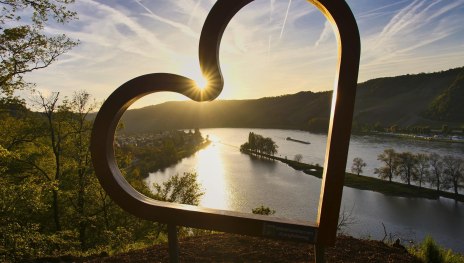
[375,132,464,144]
[241,149,464,202]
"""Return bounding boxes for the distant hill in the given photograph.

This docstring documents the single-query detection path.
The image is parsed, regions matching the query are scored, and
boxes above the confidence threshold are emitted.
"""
[119,67,464,133]
[353,67,464,127]
[425,69,464,122]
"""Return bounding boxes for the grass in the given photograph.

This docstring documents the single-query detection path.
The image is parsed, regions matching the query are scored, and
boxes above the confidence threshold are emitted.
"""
[409,236,464,263]
[241,150,464,202]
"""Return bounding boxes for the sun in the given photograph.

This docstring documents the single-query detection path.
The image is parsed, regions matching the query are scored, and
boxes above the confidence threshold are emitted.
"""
[195,75,209,90]
[179,60,209,91]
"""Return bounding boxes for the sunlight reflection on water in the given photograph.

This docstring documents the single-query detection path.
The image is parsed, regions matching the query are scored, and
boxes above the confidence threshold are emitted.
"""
[195,142,229,210]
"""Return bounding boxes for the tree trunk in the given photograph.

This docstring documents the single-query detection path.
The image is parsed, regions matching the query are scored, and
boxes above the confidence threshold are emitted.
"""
[79,222,86,250]
[454,181,459,197]
[78,171,86,249]
[53,189,61,231]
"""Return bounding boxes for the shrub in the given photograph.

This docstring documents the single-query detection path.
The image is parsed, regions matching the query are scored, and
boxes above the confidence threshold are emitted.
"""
[252,205,275,216]
[409,236,464,263]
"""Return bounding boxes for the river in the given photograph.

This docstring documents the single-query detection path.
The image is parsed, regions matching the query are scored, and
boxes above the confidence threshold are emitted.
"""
[145,128,464,252]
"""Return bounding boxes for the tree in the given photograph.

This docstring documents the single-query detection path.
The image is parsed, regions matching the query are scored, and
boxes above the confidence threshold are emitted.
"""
[428,153,444,192]
[415,153,429,188]
[374,149,397,182]
[395,152,418,186]
[2,94,186,257]
[34,92,66,231]
[262,137,278,156]
[0,0,78,97]
[151,172,204,238]
[248,132,256,151]
[442,155,463,198]
[152,172,204,205]
[60,91,97,249]
[240,132,278,156]
[252,205,275,216]
[294,154,303,162]
[0,94,80,258]
[337,205,357,234]
[351,157,366,175]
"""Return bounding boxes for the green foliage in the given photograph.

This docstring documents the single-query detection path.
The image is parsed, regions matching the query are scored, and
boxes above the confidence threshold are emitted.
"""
[117,130,207,177]
[426,69,464,122]
[252,205,275,216]
[240,132,278,156]
[152,172,204,205]
[421,236,444,263]
[409,236,464,263]
[307,117,329,133]
[0,0,78,97]
[149,172,205,239]
[1,221,80,262]
[0,93,173,261]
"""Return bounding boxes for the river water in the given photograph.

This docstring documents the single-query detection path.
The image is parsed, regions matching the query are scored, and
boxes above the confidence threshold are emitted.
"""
[145,128,464,252]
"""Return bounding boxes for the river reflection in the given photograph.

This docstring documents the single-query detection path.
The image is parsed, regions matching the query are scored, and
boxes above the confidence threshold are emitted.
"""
[146,128,464,252]
[195,142,228,209]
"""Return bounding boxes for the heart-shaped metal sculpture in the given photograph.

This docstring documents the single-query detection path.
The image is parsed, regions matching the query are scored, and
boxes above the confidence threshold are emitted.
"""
[91,0,360,252]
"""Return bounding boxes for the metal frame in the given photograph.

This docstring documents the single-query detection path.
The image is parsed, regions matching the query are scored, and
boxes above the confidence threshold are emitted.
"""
[91,0,360,261]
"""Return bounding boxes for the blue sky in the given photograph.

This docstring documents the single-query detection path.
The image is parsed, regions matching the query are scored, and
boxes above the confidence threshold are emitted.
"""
[26,0,464,109]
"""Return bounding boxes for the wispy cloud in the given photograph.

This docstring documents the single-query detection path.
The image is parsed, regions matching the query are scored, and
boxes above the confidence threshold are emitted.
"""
[374,0,463,49]
[357,0,409,19]
[359,0,464,80]
[25,0,464,108]
[188,0,203,26]
[133,0,198,38]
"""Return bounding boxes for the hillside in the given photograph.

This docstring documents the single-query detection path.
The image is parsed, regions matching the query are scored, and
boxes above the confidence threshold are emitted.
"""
[119,67,464,133]
[354,67,464,127]
[426,69,464,122]
[36,234,420,263]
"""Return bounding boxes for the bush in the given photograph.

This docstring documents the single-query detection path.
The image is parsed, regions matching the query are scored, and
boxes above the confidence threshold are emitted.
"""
[422,236,444,263]
[409,236,464,263]
[0,222,80,262]
[252,205,275,216]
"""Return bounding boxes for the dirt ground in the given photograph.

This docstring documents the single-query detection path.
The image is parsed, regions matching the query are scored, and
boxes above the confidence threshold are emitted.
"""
[75,234,419,263]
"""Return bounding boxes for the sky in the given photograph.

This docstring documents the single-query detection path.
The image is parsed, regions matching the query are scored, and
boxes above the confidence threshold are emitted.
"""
[25,0,464,109]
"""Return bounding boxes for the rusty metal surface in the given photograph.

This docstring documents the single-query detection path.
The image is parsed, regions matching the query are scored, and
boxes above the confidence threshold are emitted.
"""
[90,0,360,246]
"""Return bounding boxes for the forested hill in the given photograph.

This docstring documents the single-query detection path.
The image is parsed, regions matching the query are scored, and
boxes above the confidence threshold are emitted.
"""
[120,67,464,133]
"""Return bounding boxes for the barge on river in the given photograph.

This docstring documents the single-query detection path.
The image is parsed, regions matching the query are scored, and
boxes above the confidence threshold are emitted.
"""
[286,137,311,144]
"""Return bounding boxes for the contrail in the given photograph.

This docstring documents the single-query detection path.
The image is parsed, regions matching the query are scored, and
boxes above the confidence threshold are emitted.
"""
[279,0,292,39]
[133,0,155,15]
[132,0,197,38]
[188,0,202,26]
[268,35,272,59]
[269,0,274,24]
[268,0,274,58]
